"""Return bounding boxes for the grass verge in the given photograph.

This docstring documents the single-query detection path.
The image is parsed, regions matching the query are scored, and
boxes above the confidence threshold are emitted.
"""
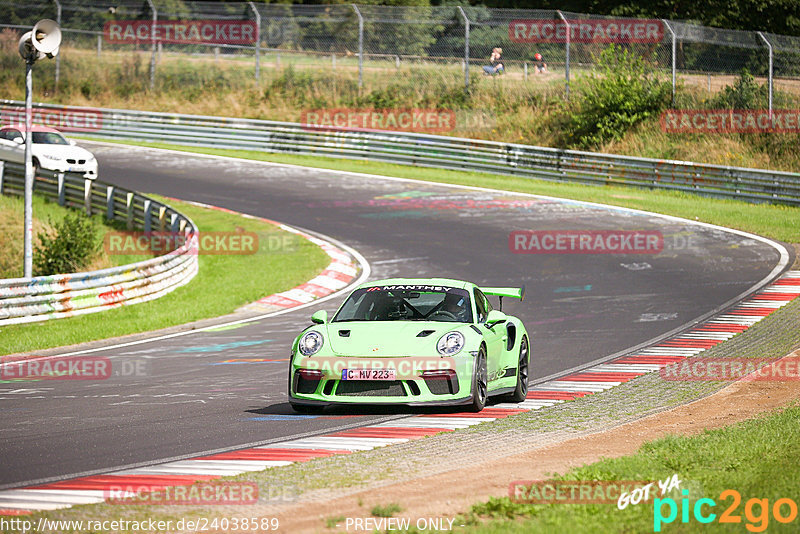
[459,402,800,533]
[81,138,800,244]
[0,193,147,278]
[0,194,330,356]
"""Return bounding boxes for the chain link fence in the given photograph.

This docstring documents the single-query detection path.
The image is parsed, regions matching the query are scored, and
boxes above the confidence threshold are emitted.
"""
[1,1,799,109]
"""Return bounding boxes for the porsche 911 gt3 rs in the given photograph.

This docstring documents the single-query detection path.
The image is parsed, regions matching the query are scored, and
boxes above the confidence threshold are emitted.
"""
[288,278,530,413]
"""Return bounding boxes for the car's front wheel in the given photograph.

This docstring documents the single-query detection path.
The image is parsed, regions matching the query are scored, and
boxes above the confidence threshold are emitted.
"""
[467,346,488,412]
[504,335,529,403]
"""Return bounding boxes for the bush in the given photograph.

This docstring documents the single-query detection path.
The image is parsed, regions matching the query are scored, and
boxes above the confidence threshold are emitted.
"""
[33,212,100,276]
[553,45,672,149]
[709,69,769,109]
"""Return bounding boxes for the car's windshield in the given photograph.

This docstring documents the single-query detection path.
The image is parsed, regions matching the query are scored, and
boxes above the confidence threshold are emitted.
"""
[333,285,473,323]
[32,132,68,145]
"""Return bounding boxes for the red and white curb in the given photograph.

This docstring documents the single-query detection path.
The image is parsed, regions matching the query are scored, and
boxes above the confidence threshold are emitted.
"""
[2,270,798,515]
[174,200,360,312]
[246,225,358,311]
[522,269,800,406]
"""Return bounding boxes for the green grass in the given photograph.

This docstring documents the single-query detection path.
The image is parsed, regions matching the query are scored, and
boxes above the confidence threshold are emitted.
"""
[0,194,330,356]
[80,138,800,244]
[325,516,346,529]
[458,403,800,533]
[371,503,404,518]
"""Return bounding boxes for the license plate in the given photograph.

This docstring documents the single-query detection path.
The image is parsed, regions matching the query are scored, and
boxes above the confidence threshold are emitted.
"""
[342,369,396,380]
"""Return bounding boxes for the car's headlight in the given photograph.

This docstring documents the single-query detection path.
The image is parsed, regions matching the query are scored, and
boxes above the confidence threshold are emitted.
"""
[437,331,465,356]
[298,331,324,356]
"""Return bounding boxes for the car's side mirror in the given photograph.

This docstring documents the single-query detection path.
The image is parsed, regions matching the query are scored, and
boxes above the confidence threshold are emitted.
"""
[69,139,76,146]
[485,309,507,328]
[311,310,328,324]
[12,137,23,144]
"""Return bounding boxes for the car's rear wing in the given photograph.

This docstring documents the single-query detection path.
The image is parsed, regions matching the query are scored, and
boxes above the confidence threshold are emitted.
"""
[481,286,525,310]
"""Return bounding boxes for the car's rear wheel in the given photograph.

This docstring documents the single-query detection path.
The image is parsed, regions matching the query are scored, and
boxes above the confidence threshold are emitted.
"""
[504,335,530,403]
[468,346,487,413]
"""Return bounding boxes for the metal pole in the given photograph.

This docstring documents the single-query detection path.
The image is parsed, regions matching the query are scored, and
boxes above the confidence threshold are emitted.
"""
[97,33,101,58]
[23,61,34,278]
[146,0,156,91]
[757,31,773,117]
[662,19,676,105]
[248,1,260,82]
[352,4,363,89]
[557,11,570,100]
[53,0,61,90]
[457,6,469,90]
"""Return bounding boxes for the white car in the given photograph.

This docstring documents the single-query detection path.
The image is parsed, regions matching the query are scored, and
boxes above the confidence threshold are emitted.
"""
[0,125,98,180]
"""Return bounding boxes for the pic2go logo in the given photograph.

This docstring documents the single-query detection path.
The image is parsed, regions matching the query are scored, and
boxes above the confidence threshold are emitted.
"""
[654,489,798,532]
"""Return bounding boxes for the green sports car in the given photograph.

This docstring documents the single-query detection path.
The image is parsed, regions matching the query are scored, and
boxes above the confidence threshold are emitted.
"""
[288,278,530,413]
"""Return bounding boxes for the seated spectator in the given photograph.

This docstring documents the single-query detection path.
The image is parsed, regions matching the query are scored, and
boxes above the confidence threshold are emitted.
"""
[534,52,547,74]
[483,47,504,75]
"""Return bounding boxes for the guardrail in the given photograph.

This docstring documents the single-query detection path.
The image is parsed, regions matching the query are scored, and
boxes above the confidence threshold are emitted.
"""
[0,161,198,326]
[2,100,800,206]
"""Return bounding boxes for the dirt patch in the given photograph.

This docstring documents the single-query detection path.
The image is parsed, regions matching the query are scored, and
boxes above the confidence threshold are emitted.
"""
[273,349,800,533]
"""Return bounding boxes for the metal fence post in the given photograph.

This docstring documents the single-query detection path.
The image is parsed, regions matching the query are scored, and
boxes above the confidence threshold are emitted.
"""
[97,33,102,59]
[757,32,773,117]
[557,11,570,100]
[457,6,470,91]
[146,0,157,91]
[662,19,676,105]
[106,185,114,220]
[143,199,152,233]
[53,0,61,90]
[57,173,65,205]
[84,179,92,215]
[126,192,135,230]
[248,1,261,82]
[0,161,4,196]
[352,4,363,89]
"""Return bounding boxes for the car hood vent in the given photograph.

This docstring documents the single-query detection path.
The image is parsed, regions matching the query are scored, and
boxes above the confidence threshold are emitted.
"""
[416,330,435,337]
[338,330,351,337]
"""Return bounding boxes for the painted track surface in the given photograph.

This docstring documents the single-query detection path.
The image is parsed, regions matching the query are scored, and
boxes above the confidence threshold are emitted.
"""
[0,143,792,493]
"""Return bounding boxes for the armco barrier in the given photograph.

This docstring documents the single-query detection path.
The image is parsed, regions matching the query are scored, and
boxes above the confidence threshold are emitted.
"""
[2,100,799,205]
[0,161,198,326]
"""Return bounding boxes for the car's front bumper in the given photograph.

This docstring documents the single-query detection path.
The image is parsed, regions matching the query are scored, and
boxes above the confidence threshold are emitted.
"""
[289,354,477,406]
[42,162,98,180]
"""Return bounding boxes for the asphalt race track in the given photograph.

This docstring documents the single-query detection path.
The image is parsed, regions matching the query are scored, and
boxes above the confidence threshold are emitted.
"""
[0,143,791,489]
